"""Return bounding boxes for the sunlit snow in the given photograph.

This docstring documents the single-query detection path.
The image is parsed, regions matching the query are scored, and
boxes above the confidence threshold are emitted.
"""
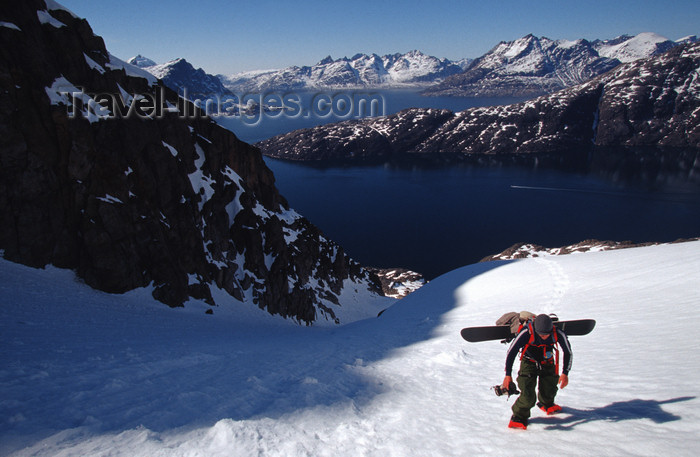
[2,241,699,456]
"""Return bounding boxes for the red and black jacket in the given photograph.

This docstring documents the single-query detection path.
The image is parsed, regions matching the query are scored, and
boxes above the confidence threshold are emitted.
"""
[505,324,572,376]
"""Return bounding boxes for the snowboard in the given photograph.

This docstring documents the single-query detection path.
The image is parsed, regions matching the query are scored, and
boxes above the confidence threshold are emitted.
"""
[460,319,596,343]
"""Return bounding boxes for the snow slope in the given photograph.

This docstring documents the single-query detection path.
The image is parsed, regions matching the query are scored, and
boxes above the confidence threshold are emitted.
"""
[596,32,674,63]
[2,241,700,456]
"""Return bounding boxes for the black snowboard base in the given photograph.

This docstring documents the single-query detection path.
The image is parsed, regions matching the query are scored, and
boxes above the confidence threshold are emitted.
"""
[460,319,596,343]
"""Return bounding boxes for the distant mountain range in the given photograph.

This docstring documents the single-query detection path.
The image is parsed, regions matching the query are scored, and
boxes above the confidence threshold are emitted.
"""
[256,41,700,161]
[424,32,694,97]
[130,33,696,99]
[130,51,470,95]
[218,51,472,92]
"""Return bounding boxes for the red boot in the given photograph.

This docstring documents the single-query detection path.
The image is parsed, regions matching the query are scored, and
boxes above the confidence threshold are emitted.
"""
[508,415,528,430]
[538,402,562,415]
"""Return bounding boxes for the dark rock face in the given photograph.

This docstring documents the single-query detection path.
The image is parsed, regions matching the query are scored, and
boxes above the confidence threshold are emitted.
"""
[0,0,386,324]
[258,43,700,162]
[143,58,233,97]
[594,45,700,148]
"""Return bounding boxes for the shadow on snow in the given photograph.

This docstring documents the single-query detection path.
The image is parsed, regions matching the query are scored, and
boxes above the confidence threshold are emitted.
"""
[528,397,696,430]
[0,260,513,453]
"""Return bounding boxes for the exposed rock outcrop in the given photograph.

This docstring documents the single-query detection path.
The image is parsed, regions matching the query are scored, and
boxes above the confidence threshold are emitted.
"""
[365,267,425,299]
[480,238,700,261]
[0,0,389,324]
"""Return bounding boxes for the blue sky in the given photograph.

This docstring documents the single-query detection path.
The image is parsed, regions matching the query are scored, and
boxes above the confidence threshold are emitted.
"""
[59,0,699,75]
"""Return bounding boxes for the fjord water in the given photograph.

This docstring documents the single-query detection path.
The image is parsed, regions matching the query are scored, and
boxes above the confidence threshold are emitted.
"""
[264,155,700,279]
[216,90,526,144]
[213,89,700,279]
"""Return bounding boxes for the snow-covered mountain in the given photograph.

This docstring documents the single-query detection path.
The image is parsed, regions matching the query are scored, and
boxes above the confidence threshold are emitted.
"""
[219,51,471,92]
[0,0,391,324]
[593,32,677,63]
[129,33,694,99]
[127,54,156,68]
[425,32,686,97]
[137,57,232,96]
[3,238,699,456]
[258,41,700,161]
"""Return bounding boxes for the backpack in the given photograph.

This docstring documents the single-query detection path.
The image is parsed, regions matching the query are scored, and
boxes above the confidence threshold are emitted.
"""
[496,311,536,340]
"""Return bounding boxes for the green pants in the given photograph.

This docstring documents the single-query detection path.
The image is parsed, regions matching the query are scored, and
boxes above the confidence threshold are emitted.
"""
[512,359,559,420]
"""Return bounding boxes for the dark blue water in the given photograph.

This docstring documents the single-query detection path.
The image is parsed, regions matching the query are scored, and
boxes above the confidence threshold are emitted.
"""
[215,90,526,143]
[210,89,700,279]
[265,158,700,279]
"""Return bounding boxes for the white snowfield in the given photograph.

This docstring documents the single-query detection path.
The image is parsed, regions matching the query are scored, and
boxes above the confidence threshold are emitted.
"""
[597,32,672,63]
[2,241,700,456]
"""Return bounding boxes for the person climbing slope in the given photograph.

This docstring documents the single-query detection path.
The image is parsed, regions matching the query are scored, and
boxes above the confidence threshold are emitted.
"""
[502,313,572,430]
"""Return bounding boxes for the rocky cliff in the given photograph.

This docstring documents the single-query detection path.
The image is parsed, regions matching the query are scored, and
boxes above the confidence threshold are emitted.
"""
[0,0,388,324]
[257,42,700,162]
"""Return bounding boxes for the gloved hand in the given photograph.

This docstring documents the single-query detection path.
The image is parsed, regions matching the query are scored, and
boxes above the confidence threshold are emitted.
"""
[502,375,513,389]
[493,376,519,397]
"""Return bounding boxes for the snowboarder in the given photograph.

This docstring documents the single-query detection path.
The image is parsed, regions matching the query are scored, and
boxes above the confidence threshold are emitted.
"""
[502,313,572,430]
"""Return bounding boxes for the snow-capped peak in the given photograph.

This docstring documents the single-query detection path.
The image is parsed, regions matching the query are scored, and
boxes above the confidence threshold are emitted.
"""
[425,32,686,97]
[220,51,469,92]
[595,32,674,63]
[144,58,187,79]
[127,54,157,68]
